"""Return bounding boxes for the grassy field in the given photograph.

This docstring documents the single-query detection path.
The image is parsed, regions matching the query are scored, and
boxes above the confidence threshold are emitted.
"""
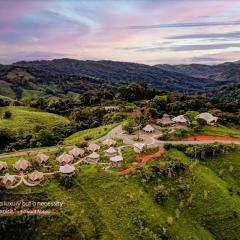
[64,123,118,145]
[0,106,69,132]
[203,125,240,138]
[1,146,240,239]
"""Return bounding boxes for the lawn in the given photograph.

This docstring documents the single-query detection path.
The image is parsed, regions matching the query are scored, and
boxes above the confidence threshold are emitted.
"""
[64,123,118,145]
[202,125,240,138]
[0,106,69,132]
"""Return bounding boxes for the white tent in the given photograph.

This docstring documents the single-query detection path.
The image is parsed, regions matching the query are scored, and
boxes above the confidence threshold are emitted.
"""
[172,115,188,124]
[133,143,145,153]
[28,170,44,182]
[102,138,116,147]
[13,158,31,172]
[33,153,49,164]
[105,147,117,155]
[88,143,100,152]
[158,114,175,126]
[2,173,15,186]
[196,112,218,125]
[87,152,100,163]
[56,153,74,165]
[143,124,155,133]
[110,155,123,162]
[0,161,7,171]
[59,164,76,174]
[69,147,84,158]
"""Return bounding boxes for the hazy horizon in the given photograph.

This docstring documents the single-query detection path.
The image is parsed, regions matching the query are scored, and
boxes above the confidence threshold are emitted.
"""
[1,0,240,65]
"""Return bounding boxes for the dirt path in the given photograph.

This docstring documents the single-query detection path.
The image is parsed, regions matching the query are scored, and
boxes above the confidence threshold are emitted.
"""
[180,135,240,142]
[115,146,165,176]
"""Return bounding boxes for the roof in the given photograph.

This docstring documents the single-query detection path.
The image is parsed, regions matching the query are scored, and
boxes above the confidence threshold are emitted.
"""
[110,155,123,162]
[28,170,44,181]
[196,112,218,124]
[56,153,74,164]
[0,161,7,171]
[59,164,76,174]
[69,147,84,157]
[88,152,100,159]
[105,147,117,154]
[143,124,155,132]
[33,153,49,164]
[88,143,100,152]
[172,115,188,123]
[2,173,15,185]
[159,114,174,125]
[13,158,30,171]
[102,138,116,146]
[133,142,145,149]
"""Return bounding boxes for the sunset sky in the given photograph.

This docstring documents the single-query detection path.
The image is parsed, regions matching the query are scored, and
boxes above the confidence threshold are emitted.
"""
[1,0,240,65]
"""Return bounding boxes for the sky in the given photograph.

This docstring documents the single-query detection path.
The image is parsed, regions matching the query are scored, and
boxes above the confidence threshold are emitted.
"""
[1,0,240,65]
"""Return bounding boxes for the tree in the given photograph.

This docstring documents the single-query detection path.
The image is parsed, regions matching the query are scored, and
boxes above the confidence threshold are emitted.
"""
[3,111,12,119]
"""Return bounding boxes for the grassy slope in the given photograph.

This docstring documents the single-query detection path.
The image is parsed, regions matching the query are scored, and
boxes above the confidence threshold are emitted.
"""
[64,123,118,145]
[0,106,69,132]
[203,125,240,138]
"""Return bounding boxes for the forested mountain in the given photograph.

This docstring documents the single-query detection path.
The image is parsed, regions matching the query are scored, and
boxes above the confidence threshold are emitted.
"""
[210,83,240,100]
[0,59,233,99]
[156,60,240,82]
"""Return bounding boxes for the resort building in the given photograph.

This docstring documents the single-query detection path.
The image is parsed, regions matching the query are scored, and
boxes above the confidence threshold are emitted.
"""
[59,164,76,175]
[172,115,188,125]
[105,147,117,156]
[88,143,100,152]
[2,173,15,186]
[196,112,218,125]
[109,155,123,167]
[133,142,145,153]
[158,114,174,127]
[56,153,74,165]
[69,146,85,158]
[0,161,7,171]
[13,158,31,172]
[33,153,49,165]
[102,138,116,147]
[27,170,44,183]
[143,124,155,133]
[87,152,100,163]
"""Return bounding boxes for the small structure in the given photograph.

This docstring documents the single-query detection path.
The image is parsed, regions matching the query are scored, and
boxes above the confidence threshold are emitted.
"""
[2,173,15,186]
[143,124,155,133]
[158,114,174,127]
[87,152,100,163]
[196,112,218,125]
[0,161,7,171]
[172,115,188,125]
[105,147,117,156]
[88,143,100,152]
[69,146,85,158]
[32,153,49,165]
[133,143,145,153]
[59,164,76,175]
[13,158,31,172]
[27,170,44,183]
[109,155,123,167]
[102,138,116,147]
[56,153,74,165]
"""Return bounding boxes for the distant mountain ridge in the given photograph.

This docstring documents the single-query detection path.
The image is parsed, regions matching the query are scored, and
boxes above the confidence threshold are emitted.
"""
[0,58,238,99]
[155,60,240,81]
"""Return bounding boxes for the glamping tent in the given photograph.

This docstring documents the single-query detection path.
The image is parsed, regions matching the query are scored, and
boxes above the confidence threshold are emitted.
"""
[87,152,100,163]
[196,112,218,125]
[13,158,30,172]
[0,161,7,171]
[59,164,76,175]
[28,170,44,182]
[102,138,116,147]
[158,114,174,127]
[105,147,117,156]
[56,153,74,165]
[109,155,123,167]
[88,143,100,152]
[69,147,84,158]
[33,153,49,165]
[133,143,145,153]
[172,115,188,125]
[143,124,155,133]
[2,173,15,186]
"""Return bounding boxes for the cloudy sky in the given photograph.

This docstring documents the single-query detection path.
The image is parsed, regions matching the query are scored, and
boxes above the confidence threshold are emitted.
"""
[1,0,240,64]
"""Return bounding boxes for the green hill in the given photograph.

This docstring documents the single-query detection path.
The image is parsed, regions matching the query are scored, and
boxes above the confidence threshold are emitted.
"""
[0,106,69,132]
[1,146,240,239]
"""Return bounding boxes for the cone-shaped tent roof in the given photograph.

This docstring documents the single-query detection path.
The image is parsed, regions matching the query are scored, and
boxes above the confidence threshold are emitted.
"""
[69,147,84,157]
[143,124,155,132]
[88,143,100,152]
[158,114,174,126]
[110,155,123,162]
[102,138,116,147]
[133,142,145,150]
[0,161,7,171]
[88,152,100,159]
[56,153,74,165]
[33,153,49,164]
[28,170,44,181]
[13,158,30,171]
[59,164,76,174]
[2,173,15,185]
[105,147,117,154]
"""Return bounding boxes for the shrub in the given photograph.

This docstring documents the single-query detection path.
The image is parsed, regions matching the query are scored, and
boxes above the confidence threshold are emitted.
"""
[3,110,12,119]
